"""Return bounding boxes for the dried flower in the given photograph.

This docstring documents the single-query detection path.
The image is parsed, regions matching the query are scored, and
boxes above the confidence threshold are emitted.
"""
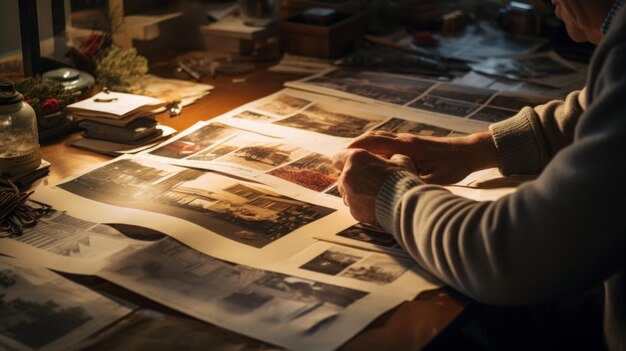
[41,98,60,113]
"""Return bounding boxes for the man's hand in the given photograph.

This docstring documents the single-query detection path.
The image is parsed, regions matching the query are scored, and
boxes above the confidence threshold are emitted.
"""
[347,130,498,185]
[333,149,417,225]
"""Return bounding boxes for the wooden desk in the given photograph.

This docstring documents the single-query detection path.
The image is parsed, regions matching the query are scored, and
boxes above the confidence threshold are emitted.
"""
[40,66,469,350]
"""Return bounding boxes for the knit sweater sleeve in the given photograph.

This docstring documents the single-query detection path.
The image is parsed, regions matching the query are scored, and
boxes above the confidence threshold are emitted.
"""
[489,88,587,175]
[375,44,626,305]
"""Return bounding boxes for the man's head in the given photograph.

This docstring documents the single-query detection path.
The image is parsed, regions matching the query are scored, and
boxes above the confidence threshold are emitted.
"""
[551,0,614,43]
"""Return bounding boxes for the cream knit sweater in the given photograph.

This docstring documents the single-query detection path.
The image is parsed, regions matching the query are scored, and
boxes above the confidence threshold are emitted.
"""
[375,7,626,351]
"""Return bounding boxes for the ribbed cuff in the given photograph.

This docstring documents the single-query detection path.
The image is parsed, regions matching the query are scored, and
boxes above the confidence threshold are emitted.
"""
[489,109,542,176]
[375,170,424,234]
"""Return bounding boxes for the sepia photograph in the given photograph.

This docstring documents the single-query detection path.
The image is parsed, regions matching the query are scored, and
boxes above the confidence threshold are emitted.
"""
[232,110,277,121]
[427,83,496,105]
[336,225,402,249]
[59,159,335,248]
[374,118,453,137]
[268,153,340,192]
[409,95,480,117]
[217,142,310,172]
[487,93,553,111]
[58,158,185,202]
[340,255,412,285]
[256,94,311,116]
[468,106,515,123]
[275,104,384,138]
[186,135,248,162]
[300,248,362,275]
[149,123,240,159]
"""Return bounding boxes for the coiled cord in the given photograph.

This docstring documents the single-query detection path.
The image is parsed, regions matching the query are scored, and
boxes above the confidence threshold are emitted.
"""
[0,180,52,237]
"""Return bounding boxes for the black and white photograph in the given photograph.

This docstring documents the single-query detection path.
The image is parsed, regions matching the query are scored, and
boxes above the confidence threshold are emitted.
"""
[149,123,240,159]
[487,93,553,111]
[374,118,453,137]
[426,83,496,105]
[0,257,131,351]
[217,142,310,172]
[275,104,384,138]
[102,239,368,345]
[300,248,362,275]
[409,95,480,117]
[470,55,577,80]
[468,106,515,123]
[256,94,311,116]
[59,158,336,248]
[340,255,412,285]
[267,153,340,192]
[336,225,402,249]
[232,110,277,121]
[344,84,418,105]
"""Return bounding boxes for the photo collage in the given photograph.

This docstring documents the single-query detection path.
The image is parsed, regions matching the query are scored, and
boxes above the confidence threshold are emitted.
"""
[290,69,555,124]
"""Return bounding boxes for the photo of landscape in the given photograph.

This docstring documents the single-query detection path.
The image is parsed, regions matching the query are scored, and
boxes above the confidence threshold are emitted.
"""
[409,95,480,117]
[374,118,453,137]
[275,104,384,138]
[232,110,277,121]
[268,153,340,192]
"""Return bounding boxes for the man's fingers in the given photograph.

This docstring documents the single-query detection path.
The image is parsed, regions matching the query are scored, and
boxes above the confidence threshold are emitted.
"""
[332,149,350,170]
[389,154,418,174]
[349,136,405,156]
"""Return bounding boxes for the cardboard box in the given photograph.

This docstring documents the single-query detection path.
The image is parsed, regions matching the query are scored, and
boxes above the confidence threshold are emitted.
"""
[278,12,365,59]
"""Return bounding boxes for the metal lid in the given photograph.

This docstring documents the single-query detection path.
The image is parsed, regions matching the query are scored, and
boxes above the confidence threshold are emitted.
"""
[0,82,24,106]
[43,67,95,93]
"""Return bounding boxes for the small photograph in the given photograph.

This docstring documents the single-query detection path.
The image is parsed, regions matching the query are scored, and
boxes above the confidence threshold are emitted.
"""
[300,248,362,275]
[468,106,515,123]
[325,185,341,198]
[275,104,384,138]
[409,95,479,117]
[187,135,249,162]
[256,94,311,116]
[267,153,340,192]
[374,118,452,137]
[323,70,434,95]
[306,77,351,91]
[488,93,553,111]
[150,123,239,159]
[336,225,402,249]
[344,84,418,105]
[340,255,412,284]
[154,177,336,248]
[217,142,309,171]
[59,158,183,202]
[232,110,276,121]
[427,83,496,105]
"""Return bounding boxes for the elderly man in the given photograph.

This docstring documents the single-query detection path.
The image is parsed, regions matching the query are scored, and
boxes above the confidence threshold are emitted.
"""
[334,0,625,349]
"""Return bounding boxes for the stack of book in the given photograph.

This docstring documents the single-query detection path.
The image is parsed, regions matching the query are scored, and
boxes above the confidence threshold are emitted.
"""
[66,91,175,156]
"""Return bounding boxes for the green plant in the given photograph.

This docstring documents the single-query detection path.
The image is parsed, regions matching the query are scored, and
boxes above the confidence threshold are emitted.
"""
[95,45,148,93]
[13,77,75,116]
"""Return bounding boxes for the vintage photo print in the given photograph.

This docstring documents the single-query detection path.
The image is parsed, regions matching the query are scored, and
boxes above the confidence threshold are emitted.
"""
[267,152,340,192]
[336,225,402,250]
[256,94,311,116]
[426,83,496,105]
[487,93,553,111]
[409,95,480,117]
[216,142,310,172]
[374,118,453,137]
[468,106,515,123]
[59,158,336,248]
[339,255,412,285]
[232,110,277,122]
[149,123,239,159]
[300,247,363,275]
[274,104,385,138]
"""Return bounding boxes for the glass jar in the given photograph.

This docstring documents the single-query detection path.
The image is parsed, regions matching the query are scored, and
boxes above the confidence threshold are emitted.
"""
[0,82,41,177]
